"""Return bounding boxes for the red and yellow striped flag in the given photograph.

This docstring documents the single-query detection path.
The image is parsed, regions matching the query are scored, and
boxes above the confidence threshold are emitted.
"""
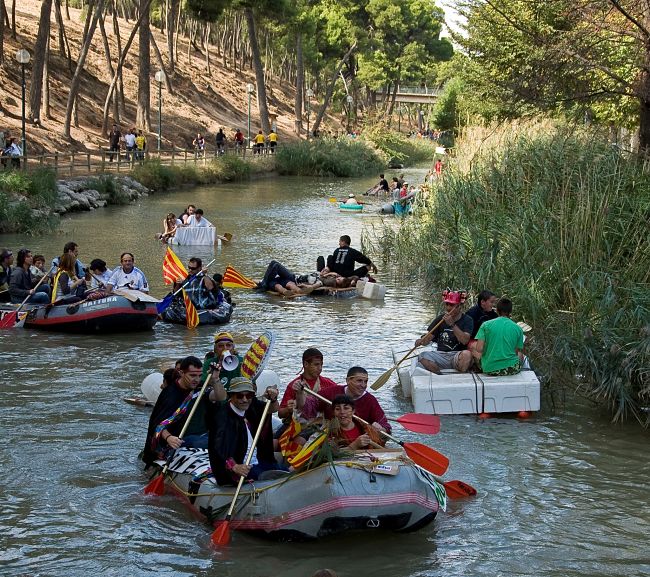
[287,431,327,470]
[182,289,200,328]
[222,265,257,289]
[162,247,187,285]
[279,416,303,461]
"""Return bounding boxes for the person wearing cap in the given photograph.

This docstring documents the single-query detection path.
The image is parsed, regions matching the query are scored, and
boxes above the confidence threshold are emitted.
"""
[142,355,226,466]
[201,332,242,389]
[416,290,474,374]
[0,248,14,301]
[278,348,337,421]
[320,235,377,280]
[207,377,284,485]
[296,366,391,434]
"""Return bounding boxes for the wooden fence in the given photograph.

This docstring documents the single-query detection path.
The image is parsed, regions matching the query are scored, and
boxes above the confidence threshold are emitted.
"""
[1,143,278,177]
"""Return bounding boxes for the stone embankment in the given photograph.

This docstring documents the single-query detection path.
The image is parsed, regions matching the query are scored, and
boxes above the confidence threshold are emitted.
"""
[54,176,149,214]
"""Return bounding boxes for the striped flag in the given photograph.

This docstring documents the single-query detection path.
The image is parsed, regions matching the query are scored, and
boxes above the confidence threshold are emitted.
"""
[182,289,200,328]
[279,416,303,461]
[162,247,187,285]
[222,265,257,288]
[287,430,327,470]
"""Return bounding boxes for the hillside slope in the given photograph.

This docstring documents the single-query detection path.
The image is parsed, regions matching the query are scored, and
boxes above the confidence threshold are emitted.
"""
[0,2,324,155]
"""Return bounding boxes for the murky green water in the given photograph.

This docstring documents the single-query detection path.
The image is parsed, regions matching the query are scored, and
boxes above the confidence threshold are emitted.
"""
[1,170,648,577]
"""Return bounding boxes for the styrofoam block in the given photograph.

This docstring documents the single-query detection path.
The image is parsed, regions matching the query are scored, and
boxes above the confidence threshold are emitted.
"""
[360,282,386,300]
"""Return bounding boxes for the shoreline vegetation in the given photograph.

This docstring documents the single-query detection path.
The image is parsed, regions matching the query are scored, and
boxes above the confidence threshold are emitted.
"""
[0,130,436,233]
[366,121,649,426]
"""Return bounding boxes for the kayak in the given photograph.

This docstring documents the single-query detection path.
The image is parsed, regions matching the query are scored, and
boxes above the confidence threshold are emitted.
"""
[153,446,444,540]
[0,293,158,333]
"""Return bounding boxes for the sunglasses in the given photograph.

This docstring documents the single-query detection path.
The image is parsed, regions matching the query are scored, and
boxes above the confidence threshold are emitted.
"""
[234,392,254,400]
[188,266,199,271]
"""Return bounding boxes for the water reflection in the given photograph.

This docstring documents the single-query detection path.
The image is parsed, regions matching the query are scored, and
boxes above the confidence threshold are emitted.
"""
[1,170,648,576]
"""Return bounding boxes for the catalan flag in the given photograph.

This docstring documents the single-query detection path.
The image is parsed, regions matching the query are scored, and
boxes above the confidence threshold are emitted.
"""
[279,416,303,461]
[287,430,328,470]
[162,247,187,285]
[183,289,200,328]
[222,265,257,289]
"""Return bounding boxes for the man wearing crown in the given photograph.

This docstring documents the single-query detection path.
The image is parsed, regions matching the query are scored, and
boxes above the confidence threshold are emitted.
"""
[415,290,474,374]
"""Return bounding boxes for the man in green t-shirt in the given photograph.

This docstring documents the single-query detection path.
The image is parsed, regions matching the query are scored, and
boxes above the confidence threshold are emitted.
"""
[474,298,524,376]
[202,331,242,390]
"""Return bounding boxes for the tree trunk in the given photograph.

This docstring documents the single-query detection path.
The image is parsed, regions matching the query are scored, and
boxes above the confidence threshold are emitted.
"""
[64,0,104,139]
[99,13,119,123]
[294,32,303,136]
[136,0,151,131]
[29,0,53,123]
[0,0,5,65]
[54,0,67,57]
[166,0,175,73]
[65,0,69,19]
[312,42,357,137]
[11,0,15,39]
[43,33,51,119]
[205,22,211,76]
[112,2,126,116]
[101,0,154,134]
[244,7,270,133]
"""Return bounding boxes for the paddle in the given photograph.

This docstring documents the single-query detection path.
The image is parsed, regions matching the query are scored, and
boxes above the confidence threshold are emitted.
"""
[301,387,449,476]
[442,479,477,499]
[217,232,233,242]
[370,308,456,391]
[156,258,216,314]
[0,265,54,329]
[143,373,213,496]
[388,413,441,435]
[211,398,272,546]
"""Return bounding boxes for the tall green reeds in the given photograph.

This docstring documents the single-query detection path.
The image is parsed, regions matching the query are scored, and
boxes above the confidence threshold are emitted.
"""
[367,122,650,425]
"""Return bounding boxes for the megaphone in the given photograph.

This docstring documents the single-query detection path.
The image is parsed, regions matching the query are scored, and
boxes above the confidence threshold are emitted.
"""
[221,351,240,372]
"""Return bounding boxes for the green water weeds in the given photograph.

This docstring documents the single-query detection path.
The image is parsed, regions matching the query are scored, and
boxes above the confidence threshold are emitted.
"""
[367,122,650,425]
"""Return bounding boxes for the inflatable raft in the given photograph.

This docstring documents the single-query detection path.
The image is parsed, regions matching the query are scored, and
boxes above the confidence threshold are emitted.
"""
[160,299,233,325]
[339,202,363,213]
[154,446,443,540]
[0,293,158,333]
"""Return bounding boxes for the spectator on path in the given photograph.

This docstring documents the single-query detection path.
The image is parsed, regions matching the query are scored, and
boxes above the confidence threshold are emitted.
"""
[108,123,122,162]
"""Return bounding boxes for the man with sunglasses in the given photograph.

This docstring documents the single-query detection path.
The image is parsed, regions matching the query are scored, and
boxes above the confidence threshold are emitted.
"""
[208,377,285,485]
[142,355,226,466]
[174,257,218,310]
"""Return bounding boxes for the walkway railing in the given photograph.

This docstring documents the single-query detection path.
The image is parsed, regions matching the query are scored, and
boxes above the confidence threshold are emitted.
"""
[0,143,278,177]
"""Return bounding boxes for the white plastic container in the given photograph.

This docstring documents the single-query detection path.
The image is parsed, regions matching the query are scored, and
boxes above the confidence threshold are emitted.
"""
[359,281,386,300]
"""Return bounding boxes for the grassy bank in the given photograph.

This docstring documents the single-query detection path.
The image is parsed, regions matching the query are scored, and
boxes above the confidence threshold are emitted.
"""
[0,169,59,234]
[363,126,439,166]
[365,121,650,425]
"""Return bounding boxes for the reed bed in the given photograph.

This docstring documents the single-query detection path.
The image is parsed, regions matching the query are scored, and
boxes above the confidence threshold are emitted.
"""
[366,122,650,425]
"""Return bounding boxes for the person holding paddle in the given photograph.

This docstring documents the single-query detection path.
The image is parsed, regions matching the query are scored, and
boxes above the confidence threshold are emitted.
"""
[416,290,473,375]
[9,249,51,304]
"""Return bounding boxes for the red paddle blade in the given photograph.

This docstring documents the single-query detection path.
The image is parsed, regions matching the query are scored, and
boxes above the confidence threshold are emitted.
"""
[211,521,230,546]
[444,480,477,499]
[0,312,18,329]
[143,473,165,495]
[403,442,449,476]
[395,413,441,435]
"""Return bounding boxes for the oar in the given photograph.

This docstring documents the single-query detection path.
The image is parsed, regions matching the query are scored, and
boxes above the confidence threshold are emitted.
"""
[388,413,441,435]
[144,373,213,496]
[217,232,233,242]
[156,258,216,314]
[442,479,477,499]
[211,398,272,546]
[370,309,456,391]
[302,387,449,476]
[0,265,54,329]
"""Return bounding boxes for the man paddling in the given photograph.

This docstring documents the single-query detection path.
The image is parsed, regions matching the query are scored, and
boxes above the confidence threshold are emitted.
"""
[175,257,218,309]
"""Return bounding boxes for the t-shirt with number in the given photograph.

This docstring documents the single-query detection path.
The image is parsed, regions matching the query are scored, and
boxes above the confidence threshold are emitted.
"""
[107,266,149,292]
[427,313,473,352]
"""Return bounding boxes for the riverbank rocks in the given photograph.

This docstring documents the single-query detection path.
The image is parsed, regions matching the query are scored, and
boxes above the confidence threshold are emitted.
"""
[54,176,150,215]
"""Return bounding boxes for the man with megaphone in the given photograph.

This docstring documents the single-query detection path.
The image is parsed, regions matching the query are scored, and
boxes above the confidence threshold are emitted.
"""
[201,332,243,390]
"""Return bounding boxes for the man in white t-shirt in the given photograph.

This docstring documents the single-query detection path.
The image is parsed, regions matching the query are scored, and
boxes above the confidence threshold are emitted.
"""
[186,208,213,228]
[124,129,137,161]
[106,252,149,292]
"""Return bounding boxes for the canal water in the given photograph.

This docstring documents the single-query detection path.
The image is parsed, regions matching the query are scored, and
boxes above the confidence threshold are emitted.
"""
[1,171,648,577]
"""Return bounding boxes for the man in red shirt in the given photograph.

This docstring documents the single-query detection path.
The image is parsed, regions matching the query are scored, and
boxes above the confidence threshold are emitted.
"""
[278,348,337,420]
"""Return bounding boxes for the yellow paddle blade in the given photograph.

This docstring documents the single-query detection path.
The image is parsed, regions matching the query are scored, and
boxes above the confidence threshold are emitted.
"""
[328,197,337,203]
[370,367,395,390]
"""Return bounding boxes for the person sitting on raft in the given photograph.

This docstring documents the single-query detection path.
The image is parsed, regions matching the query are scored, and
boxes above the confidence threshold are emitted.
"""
[174,257,219,310]
[329,394,373,450]
[416,290,473,374]
[201,331,242,390]
[9,248,51,304]
[157,212,183,243]
[255,260,325,296]
[186,208,212,228]
[88,259,113,289]
[51,252,86,304]
[320,235,377,280]
[105,252,149,293]
[208,377,285,486]
[142,356,226,466]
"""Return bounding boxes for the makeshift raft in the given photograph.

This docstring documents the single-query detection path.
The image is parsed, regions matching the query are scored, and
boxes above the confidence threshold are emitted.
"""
[393,344,541,415]
[153,446,444,541]
[160,299,233,325]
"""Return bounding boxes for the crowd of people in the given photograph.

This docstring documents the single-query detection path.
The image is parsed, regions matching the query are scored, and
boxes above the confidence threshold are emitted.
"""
[0,241,150,306]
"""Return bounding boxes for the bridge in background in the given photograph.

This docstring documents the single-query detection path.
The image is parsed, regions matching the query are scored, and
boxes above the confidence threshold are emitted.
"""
[376,86,441,104]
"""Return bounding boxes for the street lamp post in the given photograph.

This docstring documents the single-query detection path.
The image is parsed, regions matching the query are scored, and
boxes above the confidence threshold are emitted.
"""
[346,95,353,134]
[154,70,165,151]
[15,49,31,167]
[306,88,314,139]
[247,83,255,150]
[398,105,402,133]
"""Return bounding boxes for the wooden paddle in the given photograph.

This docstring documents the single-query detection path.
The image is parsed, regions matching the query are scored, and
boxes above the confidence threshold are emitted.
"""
[388,413,441,435]
[144,373,213,496]
[211,398,272,546]
[370,309,456,391]
[302,387,449,476]
[217,232,233,242]
[0,266,54,329]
